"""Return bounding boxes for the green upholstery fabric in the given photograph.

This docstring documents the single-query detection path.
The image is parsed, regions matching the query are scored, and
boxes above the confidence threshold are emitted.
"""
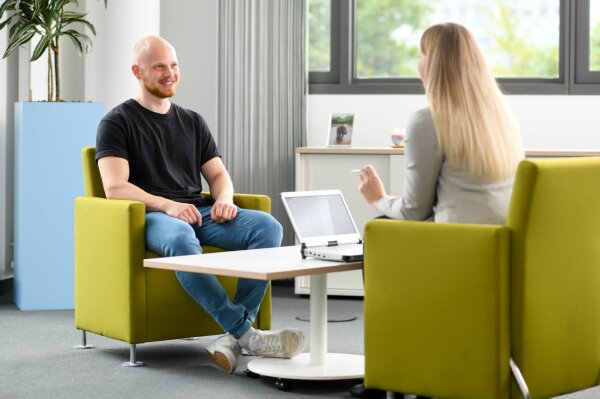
[75,147,272,346]
[363,158,600,399]
[364,221,510,399]
[507,158,600,398]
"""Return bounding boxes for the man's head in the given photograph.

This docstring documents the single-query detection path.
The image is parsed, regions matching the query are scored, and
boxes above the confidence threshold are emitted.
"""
[132,36,179,100]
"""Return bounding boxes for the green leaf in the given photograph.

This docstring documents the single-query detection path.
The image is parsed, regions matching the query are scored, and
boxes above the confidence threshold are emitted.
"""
[0,1,18,18]
[0,0,110,94]
[30,33,52,60]
[61,11,87,19]
[61,14,96,35]
[63,29,92,55]
[3,28,35,58]
[0,13,19,31]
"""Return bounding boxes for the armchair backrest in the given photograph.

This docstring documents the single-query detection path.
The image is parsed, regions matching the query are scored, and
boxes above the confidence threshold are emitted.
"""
[506,157,600,398]
[82,146,106,198]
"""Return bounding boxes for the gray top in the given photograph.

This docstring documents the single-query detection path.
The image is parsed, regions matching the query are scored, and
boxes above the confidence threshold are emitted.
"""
[375,107,513,225]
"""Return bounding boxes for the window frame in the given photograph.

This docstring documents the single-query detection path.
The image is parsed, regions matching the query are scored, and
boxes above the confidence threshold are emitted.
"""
[308,0,341,84]
[309,0,600,95]
[572,0,600,93]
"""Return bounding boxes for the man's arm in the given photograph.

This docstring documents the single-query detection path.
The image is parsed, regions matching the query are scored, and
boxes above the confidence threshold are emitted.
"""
[98,156,202,225]
[201,157,237,223]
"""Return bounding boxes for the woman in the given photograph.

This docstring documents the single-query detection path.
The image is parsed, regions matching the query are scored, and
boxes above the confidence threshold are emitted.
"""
[358,22,523,225]
[351,23,524,399]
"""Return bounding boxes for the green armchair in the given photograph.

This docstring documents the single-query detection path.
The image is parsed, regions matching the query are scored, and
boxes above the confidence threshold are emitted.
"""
[74,147,272,366]
[363,157,600,399]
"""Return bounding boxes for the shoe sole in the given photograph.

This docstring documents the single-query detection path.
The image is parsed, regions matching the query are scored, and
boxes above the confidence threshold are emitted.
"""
[209,351,235,374]
[288,330,306,358]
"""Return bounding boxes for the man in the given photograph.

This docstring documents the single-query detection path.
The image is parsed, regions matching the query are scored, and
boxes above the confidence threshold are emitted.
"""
[95,35,305,374]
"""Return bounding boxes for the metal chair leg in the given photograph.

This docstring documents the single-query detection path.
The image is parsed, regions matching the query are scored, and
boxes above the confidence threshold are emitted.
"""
[73,330,95,349]
[510,358,531,399]
[122,344,144,367]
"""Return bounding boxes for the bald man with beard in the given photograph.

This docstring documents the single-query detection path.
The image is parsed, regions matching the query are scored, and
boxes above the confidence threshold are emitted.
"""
[95,36,305,374]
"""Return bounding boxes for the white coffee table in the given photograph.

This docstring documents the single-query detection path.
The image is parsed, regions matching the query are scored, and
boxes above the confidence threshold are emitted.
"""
[143,245,364,387]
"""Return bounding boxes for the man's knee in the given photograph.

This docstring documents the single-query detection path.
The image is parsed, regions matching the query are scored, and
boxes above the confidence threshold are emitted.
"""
[253,213,283,248]
[148,221,201,257]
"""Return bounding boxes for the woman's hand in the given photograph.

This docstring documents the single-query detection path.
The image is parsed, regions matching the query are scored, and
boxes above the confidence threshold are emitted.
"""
[357,165,386,206]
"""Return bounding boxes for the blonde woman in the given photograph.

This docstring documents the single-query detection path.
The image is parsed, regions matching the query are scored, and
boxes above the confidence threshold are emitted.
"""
[357,22,524,225]
[353,22,524,399]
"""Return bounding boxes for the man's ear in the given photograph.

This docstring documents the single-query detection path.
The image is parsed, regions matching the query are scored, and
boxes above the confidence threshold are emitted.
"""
[132,65,141,79]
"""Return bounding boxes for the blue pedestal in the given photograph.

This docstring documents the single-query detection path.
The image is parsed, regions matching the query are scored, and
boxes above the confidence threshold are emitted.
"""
[14,102,104,310]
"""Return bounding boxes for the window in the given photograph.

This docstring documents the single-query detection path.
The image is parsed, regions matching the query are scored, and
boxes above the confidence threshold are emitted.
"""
[590,1,600,71]
[309,0,600,94]
[308,0,341,84]
[574,0,600,92]
[309,0,332,72]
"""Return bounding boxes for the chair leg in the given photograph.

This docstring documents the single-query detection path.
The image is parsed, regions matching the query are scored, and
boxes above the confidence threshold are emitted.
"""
[73,330,95,349]
[122,344,144,367]
[510,358,531,399]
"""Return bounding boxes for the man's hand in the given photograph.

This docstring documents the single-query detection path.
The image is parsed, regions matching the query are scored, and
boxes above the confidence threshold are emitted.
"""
[200,157,237,223]
[165,201,203,226]
[211,197,238,223]
[357,165,386,206]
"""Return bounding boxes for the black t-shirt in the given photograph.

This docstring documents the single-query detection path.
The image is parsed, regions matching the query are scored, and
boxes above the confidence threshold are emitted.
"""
[96,99,220,205]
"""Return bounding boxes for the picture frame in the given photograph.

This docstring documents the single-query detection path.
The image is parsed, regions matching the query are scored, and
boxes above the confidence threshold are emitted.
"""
[327,113,355,147]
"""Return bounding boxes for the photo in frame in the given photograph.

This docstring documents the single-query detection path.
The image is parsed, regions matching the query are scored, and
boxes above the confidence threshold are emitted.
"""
[327,113,355,146]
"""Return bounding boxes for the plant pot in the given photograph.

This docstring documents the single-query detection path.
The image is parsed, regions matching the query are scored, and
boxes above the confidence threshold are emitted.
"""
[13,102,104,310]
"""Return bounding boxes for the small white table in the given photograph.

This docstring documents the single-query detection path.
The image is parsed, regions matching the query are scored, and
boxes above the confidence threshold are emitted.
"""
[143,245,364,383]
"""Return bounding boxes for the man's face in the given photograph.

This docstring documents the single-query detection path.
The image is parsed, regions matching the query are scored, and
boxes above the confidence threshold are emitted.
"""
[135,44,180,99]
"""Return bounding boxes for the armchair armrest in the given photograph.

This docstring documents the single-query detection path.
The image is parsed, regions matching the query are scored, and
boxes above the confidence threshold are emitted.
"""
[74,196,148,343]
[233,193,271,213]
[363,219,510,399]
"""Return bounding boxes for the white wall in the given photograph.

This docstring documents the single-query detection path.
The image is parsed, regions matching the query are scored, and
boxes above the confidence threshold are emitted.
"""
[160,0,219,137]
[307,95,600,150]
[83,0,219,124]
[84,0,160,111]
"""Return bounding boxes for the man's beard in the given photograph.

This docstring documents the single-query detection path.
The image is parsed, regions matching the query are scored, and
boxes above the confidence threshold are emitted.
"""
[143,78,178,99]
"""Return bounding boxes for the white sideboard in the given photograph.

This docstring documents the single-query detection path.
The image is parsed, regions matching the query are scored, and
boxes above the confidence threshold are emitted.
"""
[294,147,600,297]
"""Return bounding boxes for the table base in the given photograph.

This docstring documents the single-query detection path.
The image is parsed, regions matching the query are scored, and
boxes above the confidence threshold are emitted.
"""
[247,353,364,380]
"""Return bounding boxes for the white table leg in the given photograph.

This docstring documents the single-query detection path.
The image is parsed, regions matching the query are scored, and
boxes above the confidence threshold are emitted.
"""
[247,273,364,380]
[310,273,326,365]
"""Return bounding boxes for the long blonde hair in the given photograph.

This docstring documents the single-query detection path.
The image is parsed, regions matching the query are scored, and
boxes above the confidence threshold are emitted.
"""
[420,23,523,181]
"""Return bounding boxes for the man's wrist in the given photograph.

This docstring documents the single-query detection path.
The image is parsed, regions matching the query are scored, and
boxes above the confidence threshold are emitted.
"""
[215,193,234,203]
[151,196,172,212]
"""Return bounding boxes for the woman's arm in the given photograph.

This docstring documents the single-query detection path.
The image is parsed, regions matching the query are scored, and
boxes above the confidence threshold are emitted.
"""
[370,108,443,220]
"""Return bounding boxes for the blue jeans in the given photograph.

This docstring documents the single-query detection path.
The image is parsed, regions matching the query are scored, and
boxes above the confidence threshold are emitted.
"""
[145,205,283,338]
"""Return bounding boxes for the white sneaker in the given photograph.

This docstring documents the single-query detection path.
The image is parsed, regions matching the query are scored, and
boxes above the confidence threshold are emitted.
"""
[205,334,241,373]
[243,328,306,359]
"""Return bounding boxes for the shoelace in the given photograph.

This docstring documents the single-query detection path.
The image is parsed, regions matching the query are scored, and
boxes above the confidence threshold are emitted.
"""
[254,333,283,352]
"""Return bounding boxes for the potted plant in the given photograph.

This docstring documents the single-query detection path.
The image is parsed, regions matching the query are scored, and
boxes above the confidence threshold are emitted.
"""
[0,0,106,101]
[0,0,108,310]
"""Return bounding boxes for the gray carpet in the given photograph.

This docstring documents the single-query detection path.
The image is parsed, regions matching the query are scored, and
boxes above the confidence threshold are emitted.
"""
[0,282,598,399]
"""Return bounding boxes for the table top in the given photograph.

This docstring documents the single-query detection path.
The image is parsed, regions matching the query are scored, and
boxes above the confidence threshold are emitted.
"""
[143,245,363,280]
